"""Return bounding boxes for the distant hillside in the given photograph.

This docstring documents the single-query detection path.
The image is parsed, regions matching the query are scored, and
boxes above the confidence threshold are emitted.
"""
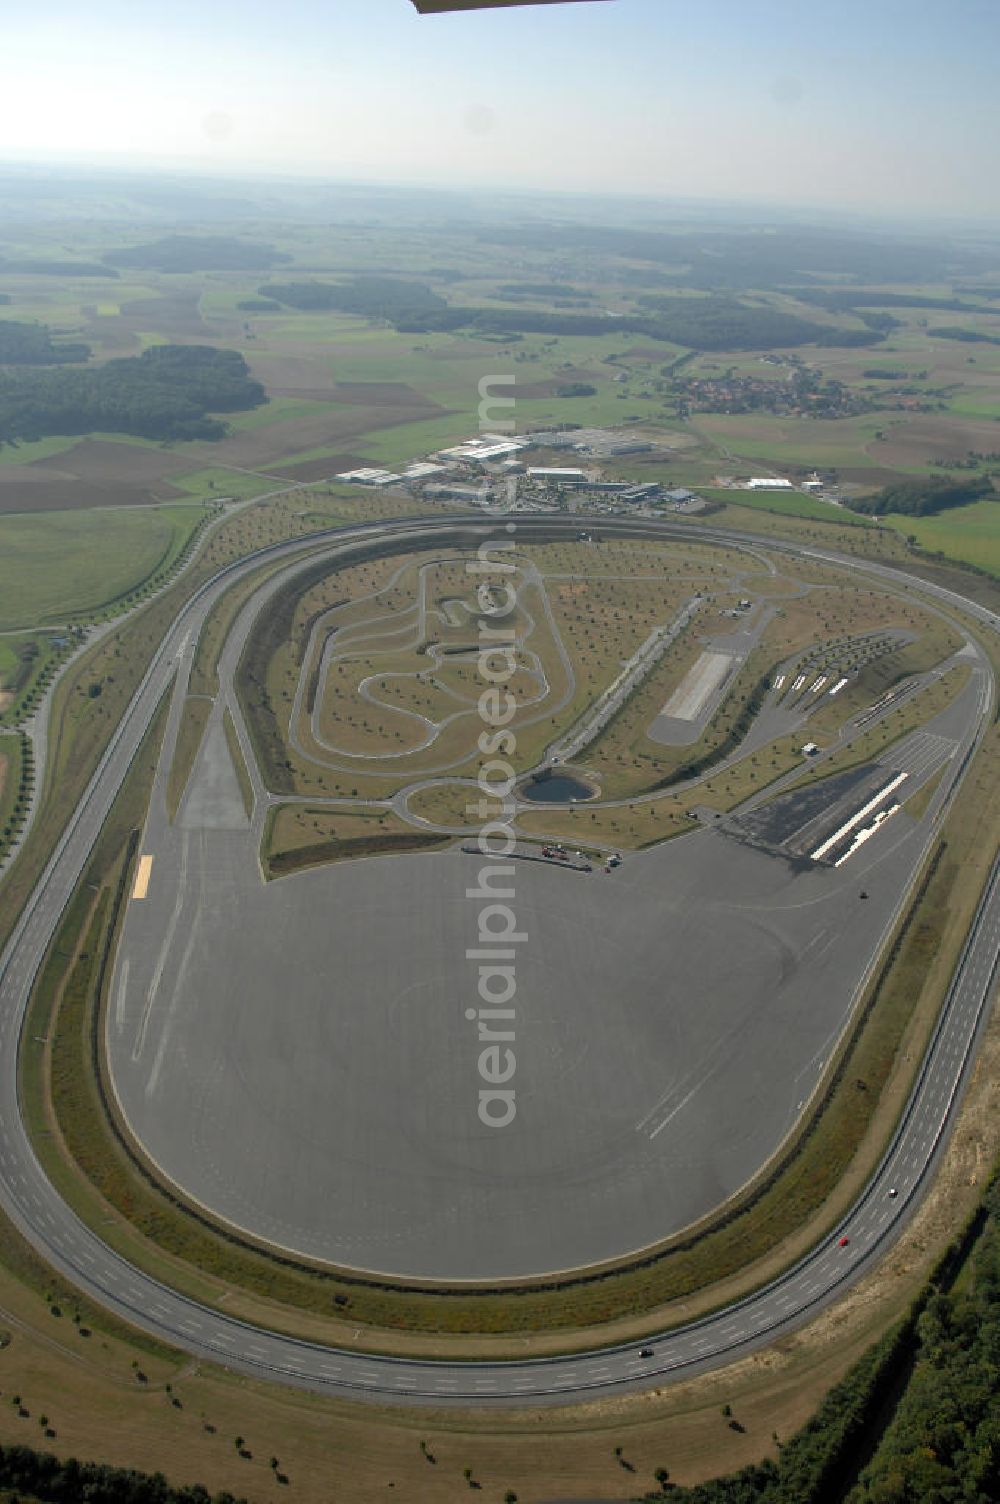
[261,279,874,352]
[0,257,117,278]
[926,326,1000,345]
[636,294,847,350]
[259,276,449,321]
[104,235,291,272]
[796,288,994,315]
[473,223,994,290]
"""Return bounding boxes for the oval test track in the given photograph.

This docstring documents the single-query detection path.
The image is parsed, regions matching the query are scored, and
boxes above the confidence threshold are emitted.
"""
[0,512,998,1407]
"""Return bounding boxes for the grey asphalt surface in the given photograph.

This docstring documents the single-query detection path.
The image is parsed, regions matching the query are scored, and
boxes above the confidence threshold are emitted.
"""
[0,513,997,1408]
[647,607,773,748]
[109,813,930,1279]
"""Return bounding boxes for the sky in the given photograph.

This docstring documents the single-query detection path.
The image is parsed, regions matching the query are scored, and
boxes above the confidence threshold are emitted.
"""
[2,0,998,221]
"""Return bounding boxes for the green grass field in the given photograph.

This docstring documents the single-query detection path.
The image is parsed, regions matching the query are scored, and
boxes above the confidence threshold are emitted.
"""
[0,434,83,467]
[0,639,19,683]
[0,430,174,466]
[173,465,281,498]
[0,732,25,850]
[697,487,873,524]
[222,396,335,435]
[693,411,903,468]
[881,498,1000,577]
[0,504,207,628]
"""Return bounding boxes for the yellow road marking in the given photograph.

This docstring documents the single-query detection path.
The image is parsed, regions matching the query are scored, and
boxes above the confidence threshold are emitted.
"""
[132,855,153,901]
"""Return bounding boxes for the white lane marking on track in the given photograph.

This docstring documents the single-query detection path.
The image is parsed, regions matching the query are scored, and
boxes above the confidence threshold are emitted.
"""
[133,836,190,1061]
[115,958,130,1033]
[146,837,206,1098]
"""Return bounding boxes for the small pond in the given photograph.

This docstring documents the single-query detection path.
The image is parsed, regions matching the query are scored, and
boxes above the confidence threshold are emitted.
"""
[519,772,597,804]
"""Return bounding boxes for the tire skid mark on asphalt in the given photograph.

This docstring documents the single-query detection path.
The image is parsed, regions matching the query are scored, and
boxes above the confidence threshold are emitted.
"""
[145,834,207,1100]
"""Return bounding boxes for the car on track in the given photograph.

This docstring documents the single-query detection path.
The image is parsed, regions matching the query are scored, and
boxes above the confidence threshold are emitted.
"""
[639,1347,654,1359]
[839,1236,850,1247]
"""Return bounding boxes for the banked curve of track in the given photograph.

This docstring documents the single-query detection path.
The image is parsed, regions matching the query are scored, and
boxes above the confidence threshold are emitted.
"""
[0,512,998,1408]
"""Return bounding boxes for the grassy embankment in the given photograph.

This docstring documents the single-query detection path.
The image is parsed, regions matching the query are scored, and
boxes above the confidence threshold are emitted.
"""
[16,694,175,1360]
[695,487,874,525]
[0,631,75,729]
[223,708,254,820]
[165,699,212,820]
[261,804,448,877]
[881,496,1000,577]
[165,544,324,821]
[0,732,27,855]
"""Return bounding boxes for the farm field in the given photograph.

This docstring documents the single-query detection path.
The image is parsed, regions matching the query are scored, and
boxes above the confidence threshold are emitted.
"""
[0,504,208,628]
[695,487,873,524]
[880,498,1000,575]
[2,211,997,530]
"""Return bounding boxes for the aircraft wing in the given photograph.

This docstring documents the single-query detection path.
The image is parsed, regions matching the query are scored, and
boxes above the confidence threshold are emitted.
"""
[412,1,609,12]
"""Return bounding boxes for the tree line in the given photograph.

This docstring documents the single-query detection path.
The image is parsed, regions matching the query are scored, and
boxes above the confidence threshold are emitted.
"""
[468,223,989,290]
[0,1444,248,1504]
[847,475,995,517]
[258,275,449,322]
[796,288,995,315]
[104,236,290,273]
[260,280,887,352]
[0,258,117,278]
[0,344,266,445]
[0,320,91,366]
[926,327,1000,345]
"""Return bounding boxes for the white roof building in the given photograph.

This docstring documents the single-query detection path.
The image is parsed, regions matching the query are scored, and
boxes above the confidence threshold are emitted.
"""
[402,462,448,480]
[528,467,588,482]
[747,477,794,490]
[468,441,525,462]
[435,437,526,463]
[436,443,484,461]
[336,468,399,486]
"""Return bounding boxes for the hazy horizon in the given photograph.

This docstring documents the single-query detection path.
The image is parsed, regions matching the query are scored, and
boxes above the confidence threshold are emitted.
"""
[3,0,998,223]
